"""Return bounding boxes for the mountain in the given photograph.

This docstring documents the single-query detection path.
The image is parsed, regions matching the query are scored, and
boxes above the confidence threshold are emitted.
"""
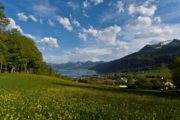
[50,61,104,77]
[92,39,180,73]
[51,61,104,70]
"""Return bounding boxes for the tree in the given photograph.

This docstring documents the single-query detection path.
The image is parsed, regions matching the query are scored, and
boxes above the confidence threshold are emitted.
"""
[170,58,180,89]
[0,42,6,72]
[0,2,56,76]
[0,2,9,30]
[0,31,8,72]
[159,64,172,81]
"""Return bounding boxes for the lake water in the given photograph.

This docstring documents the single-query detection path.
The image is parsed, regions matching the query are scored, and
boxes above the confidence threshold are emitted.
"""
[58,69,97,78]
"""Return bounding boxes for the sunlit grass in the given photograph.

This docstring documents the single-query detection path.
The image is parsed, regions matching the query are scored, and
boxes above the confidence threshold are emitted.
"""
[0,74,179,119]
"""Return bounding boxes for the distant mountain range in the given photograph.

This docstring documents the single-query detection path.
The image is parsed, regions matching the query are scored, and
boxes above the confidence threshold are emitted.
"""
[91,39,180,73]
[51,61,103,70]
[50,61,103,77]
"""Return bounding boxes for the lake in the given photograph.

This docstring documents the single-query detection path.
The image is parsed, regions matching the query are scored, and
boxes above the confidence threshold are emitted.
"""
[58,69,97,78]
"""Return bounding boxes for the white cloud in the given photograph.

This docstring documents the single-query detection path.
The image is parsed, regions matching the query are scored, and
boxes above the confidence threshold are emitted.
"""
[45,55,70,64]
[126,24,180,53]
[45,41,130,63]
[82,0,103,9]
[47,19,54,26]
[99,0,124,22]
[67,1,80,10]
[40,37,59,48]
[116,0,124,14]
[78,25,129,60]
[72,19,81,27]
[79,25,121,45]
[125,1,175,42]
[90,0,104,5]
[82,10,89,17]
[23,33,36,40]
[144,0,156,6]
[128,4,157,16]
[78,33,87,41]
[44,0,180,64]
[116,1,180,55]
[33,1,57,17]
[57,16,73,31]
[6,18,23,33]
[78,0,180,62]
[154,17,161,23]
[6,18,36,41]
[17,12,38,23]
[29,15,38,22]
[47,23,180,64]
[133,25,174,39]
[17,12,28,21]
[45,47,111,64]
[74,48,111,55]
[136,16,152,27]
[83,0,90,8]
[39,19,43,24]
[122,20,180,54]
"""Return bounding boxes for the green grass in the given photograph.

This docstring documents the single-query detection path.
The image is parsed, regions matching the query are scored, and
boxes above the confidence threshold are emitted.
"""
[0,74,180,120]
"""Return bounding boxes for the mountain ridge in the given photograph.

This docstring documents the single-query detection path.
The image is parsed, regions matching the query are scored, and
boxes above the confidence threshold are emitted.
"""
[91,39,180,73]
[50,61,104,70]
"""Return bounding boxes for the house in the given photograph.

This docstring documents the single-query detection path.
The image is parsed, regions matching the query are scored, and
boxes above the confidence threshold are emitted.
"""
[119,85,127,88]
[161,81,175,91]
[102,79,115,85]
[120,77,128,83]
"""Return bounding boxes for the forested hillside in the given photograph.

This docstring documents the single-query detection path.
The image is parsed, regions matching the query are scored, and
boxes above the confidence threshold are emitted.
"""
[92,39,180,73]
[0,2,55,75]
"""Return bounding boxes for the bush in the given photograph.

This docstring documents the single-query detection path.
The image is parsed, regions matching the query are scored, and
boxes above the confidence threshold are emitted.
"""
[135,78,153,89]
[150,79,162,90]
[114,80,127,85]
[170,58,180,88]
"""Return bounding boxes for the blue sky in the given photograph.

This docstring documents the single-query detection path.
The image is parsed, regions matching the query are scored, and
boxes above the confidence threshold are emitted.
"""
[1,0,180,63]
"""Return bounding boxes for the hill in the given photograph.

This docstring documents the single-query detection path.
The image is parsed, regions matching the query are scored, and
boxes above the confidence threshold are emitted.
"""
[92,39,180,73]
[0,73,179,119]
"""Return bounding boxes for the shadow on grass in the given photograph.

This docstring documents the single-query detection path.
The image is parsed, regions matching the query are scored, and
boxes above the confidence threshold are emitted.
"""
[52,82,180,99]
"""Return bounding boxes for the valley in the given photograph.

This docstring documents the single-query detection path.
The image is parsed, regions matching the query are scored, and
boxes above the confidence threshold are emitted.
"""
[0,0,180,119]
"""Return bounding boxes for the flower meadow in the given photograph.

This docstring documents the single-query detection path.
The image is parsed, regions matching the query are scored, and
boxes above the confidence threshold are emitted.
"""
[0,74,179,120]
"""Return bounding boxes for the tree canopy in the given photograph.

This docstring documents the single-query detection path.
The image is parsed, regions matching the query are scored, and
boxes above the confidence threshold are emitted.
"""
[0,2,56,76]
[0,2,9,30]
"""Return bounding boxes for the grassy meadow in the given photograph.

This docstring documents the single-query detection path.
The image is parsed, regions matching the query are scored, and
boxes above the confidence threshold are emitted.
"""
[0,74,180,120]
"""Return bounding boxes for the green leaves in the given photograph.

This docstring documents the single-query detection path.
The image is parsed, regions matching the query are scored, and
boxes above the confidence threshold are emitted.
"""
[0,2,9,30]
[0,1,55,75]
[171,58,180,88]
[0,30,51,74]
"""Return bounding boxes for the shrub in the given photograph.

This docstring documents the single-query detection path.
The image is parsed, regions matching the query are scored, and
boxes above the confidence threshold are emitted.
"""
[170,58,180,89]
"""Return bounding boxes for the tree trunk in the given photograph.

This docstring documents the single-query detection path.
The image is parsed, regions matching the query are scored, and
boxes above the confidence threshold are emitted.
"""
[4,64,7,73]
[17,65,20,72]
[0,63,2,73]
[11,66,15,73]
[24,65,27,73]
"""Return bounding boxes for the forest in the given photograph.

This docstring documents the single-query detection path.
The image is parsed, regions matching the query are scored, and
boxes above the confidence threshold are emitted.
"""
[0,2,55,75]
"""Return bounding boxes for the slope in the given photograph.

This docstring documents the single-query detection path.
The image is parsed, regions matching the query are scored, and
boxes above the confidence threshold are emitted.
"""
[92,39,180,73]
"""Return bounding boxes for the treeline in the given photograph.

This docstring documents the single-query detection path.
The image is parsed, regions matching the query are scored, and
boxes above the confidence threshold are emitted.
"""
[0,2,56,76]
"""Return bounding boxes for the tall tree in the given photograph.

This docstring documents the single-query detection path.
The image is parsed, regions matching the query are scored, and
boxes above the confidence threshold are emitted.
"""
[170,58,180,90]
[0,2,9,30]
[0,31,8,72]
[0,2,56,76]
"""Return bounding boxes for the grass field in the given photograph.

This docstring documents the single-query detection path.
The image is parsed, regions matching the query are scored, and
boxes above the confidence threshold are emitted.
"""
[0,74,180,120]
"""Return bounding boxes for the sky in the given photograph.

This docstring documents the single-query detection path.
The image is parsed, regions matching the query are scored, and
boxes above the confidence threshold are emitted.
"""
[1,0,180,64]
